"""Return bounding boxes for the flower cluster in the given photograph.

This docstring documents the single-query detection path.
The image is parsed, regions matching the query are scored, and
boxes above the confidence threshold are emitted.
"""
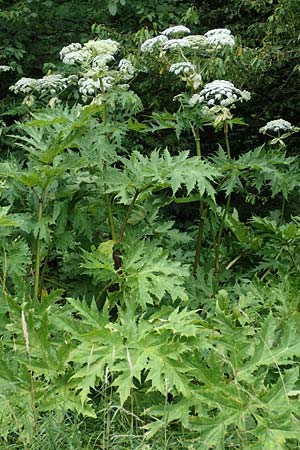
[161,25,191,36]
[141,35,168,53]
[59,39,119,66]
[204,29,235,47]
[0,65,11,72]
[141,24,193,53]
[189,80,251,107]
[9,77,37,94]
[259,119,295,134]
[10,74,70,96]
[169,62,195,76]
[163,38,191,51]
[118,58,135,80]
[78,75,115,98]
[78,77,101,96]
[92,54,115,70]
[36,74,68,95]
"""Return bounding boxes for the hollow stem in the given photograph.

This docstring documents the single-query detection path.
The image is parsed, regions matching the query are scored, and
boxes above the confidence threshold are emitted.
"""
[191,126,208,277]
[118,190,140,243]
[214,121,232,286]
[105,194,117,241]
[191,126,201,158]
[214,193,231,284]
[193,204,208,278]
[34,193,45,300]
[224,121,231,158]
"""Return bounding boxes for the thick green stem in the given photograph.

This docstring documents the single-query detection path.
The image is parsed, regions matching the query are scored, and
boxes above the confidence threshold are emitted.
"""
[214,121,232,286]
[119,190,139,243]
[105,194,117,241]
[193,204,208,278]
[215,193,231,285]
[191,126,206,278]
[191,126,201,158]
[224,121,231,158]
[34,194,44,300]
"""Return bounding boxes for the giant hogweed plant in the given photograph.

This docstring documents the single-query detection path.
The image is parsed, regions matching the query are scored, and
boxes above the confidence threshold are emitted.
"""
[1,26,300,449]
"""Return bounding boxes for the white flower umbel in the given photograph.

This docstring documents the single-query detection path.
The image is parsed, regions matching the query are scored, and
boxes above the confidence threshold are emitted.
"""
[190,80,251,107]
[0,65,11,72]
[92,54,115,70]
[9,77,38,94]
[78,77,101,96]
[85,39,119,56]
[141,35,168,53]
[259,119,294,134]
[59,42,82,60]
[169,62,195,76]
[101,76,115,91]
[60,39,119,66]
[161,25,191,36]
[163,38,192,51]
[183,35,207,49]
[61,48,90,65]
[36,74,68,95]
[204,28,235,47]
[118,58,135,80]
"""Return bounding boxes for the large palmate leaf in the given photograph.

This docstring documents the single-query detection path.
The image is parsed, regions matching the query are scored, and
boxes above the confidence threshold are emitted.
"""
[120,239,189,308]
[104,148,219,204]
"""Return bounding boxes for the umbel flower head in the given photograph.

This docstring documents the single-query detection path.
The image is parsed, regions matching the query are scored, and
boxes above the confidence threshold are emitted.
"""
[189,80,251,107]
[118,58,135,80]
[59,39,119,66]
[161,25,191,36]
[163,38,192,51]
[36,74,68,95]
[259,119,296,134]
[10,74,70,96]
[204,29,235,47]
[0,65,11,72]
[140,35,168,53]
[9,77,37,94]
[169,62,195,76]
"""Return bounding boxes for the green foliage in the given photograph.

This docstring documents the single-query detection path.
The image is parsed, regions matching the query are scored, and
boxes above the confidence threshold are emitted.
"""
[1,1,300,448]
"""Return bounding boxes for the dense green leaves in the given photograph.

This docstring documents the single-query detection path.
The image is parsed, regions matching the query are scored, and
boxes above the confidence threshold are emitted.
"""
[1,1,300,448]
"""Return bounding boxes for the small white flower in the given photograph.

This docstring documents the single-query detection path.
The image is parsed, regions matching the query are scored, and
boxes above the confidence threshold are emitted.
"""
[118,58,135,80]
[190,80,251,107]
[169,62,195,76]
[204,28,235,47]
[259,119,294,134]
[0,65,11,72]
[163,38,192,51]
[9,77,38,94]
[162,25,191,36]
[140,35,168,53]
